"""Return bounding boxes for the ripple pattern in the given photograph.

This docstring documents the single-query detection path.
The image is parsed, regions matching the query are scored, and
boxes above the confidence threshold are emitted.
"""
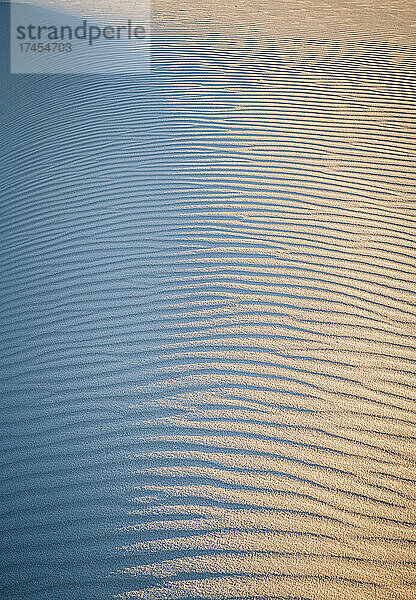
[1,4,416,600]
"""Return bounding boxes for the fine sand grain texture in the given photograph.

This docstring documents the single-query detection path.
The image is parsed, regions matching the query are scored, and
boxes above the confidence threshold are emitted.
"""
[1,2,415,600]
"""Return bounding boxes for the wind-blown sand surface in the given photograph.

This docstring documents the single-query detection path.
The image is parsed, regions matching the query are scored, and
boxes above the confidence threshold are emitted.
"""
[1,2,415,599]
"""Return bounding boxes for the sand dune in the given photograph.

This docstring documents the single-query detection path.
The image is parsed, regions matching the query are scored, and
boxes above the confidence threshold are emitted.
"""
[1,2,415,599]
